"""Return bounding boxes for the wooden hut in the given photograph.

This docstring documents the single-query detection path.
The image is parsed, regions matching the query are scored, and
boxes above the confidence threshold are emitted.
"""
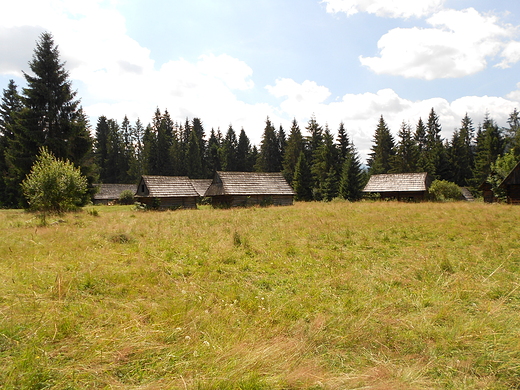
[478,181,496,203]
[499,161,520,204]
[135,176,199,209]
[363,172,433,201]
[204,171,295,207]
[93,184,137,205]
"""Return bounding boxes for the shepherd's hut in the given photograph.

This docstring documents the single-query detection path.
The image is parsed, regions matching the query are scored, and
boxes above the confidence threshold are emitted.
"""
[135,175,199,209]
[363,172,433,201]
[204,171,295,207]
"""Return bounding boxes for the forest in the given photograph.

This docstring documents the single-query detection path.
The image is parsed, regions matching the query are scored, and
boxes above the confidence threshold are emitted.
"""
[1,32,519,208]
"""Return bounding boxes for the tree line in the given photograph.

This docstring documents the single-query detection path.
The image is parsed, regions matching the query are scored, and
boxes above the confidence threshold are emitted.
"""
[368,108,520,195]
[1,32,519,208]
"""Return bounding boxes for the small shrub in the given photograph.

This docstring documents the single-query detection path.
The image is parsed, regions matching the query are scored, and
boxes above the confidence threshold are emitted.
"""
[428,180,462,201]
[21,147,88,214]
[118,190,135,205]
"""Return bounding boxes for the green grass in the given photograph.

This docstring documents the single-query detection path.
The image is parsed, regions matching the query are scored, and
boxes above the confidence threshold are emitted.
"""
[1,201,520,389]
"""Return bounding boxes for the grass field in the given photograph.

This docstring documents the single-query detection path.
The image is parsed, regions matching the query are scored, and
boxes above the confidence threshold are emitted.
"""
[0,201,519,389]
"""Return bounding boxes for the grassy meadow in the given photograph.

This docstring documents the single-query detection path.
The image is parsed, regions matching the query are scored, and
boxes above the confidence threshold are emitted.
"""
[0,201,519,389]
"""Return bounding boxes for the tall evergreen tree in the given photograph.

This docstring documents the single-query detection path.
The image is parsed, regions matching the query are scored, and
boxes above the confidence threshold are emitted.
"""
[424,108,449,179]
[390,121,417,173]
[336,121,350,163]
[0,80,22,206]
[206,128,222,174]
[282,119,304,184]
[236,128,253,171]
[311,124,338,200]
[506,108,520,157]
[339,144,364,201]
[292,151,313,201]
[414,117,428,172]
[185,129,203,178]
[449,114,475,185]
[255,117,281,172]
[472,114,504,188]
[221,125,238,171]
[367,115,395,174]
[5,32,92,205]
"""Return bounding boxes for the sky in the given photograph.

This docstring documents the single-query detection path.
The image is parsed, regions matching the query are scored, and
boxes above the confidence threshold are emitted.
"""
[2,0,520,161]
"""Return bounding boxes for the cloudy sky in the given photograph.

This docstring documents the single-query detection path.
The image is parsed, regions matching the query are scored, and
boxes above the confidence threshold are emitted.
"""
[2,0,520,160]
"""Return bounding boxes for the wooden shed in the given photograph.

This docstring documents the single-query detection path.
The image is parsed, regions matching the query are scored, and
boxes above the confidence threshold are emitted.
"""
[499,161,520,204]
[93,184,137,205]
[204,171,295,207]
[479,181,496,203]
[363,172,433,201]
[135,175,199,209]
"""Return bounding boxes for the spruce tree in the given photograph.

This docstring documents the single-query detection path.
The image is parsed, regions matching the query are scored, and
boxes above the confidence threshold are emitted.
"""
[236,128,253,171]
[311,124,337,200]
[221,125,238,171]
[293,151,313,201]
[367,115,395,174]
[206,128,222,173]
[6,32,92,205]
[255,117,281,172]
[472,115,504,188]
[0,80,22,206]
[339,144,364,201]
[282,119,304,184]
[390,121,417,173]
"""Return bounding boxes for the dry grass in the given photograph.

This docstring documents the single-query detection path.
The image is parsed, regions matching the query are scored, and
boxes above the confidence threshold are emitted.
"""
[1,201,520,389]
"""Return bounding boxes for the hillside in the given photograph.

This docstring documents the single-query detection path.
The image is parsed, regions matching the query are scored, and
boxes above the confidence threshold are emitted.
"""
[1,202,519,389]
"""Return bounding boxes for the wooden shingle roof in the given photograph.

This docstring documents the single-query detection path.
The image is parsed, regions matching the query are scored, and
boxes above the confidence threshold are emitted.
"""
[93,184,137,200]
[499,161,520,188]
[205,171,295,196]
[138,176,199,197]
[363,172,431,193]
[191,179,212,197]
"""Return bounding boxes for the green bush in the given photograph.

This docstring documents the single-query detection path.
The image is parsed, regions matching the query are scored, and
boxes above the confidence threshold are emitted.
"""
[118,190,135,205]
[428,179,462,201]
[21,147,88,214]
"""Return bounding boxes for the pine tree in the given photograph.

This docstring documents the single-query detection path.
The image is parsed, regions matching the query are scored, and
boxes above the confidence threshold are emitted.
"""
[390,121,417,173]
[336,121,350,163]
[0,80,22,206]
[221,125,238,171]
[449,114,474,185]
[236,128,253,171]
[414,117,428,172]
[293,151,313,201]
[424,108,449,179]
[206,128,222,173]
[472,114,504,188]
[282,119,304,184]
[339,144,364,201]
[256,117,282,172]
[506,108,520,157]
[311,124,337,200]
[5,32,92,205]
[367,115,395,174]
[185,130,203,178]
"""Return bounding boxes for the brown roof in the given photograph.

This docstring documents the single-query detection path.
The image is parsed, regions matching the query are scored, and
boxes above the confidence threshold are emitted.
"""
[205,171,295,196]
[137,176,199,198]
[93,184,137,200]
[363,172,431,193]
[191,179,212,197]
[499,161,520,188]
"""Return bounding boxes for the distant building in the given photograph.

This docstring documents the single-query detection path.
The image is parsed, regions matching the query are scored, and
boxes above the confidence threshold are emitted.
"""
[135,176,199,209]
[204,171,295,207]
[363,172,433,201]
[499,161,520,204]
[93,184,137,205]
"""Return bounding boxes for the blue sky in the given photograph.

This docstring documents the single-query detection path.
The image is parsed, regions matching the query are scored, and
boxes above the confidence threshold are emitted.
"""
[2,0,520,160]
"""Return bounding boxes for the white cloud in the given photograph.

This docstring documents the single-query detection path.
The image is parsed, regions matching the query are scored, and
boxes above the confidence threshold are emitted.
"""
[322,0,445,18]
[359,8,519,79]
